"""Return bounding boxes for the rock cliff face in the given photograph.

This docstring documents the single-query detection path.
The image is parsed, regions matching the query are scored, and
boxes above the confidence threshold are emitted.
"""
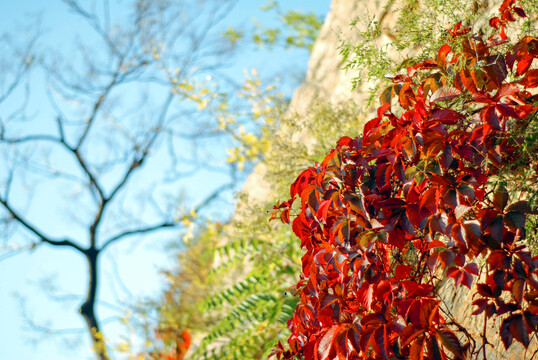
[242,0,535,358]
[242,0,386,204]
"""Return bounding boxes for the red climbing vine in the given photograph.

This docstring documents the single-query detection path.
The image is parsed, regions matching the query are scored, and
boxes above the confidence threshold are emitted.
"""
[271,1,538,358]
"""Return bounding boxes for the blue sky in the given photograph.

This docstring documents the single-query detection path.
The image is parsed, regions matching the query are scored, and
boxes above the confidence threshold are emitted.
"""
[0,1,331,359]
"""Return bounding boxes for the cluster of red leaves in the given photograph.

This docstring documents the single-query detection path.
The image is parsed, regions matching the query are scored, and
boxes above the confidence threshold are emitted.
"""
[145,328,192,360]
[271,2,538,359]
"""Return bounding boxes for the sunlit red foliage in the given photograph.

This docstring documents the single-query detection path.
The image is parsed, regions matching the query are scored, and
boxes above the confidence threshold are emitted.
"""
[144,328,191,360]
[271,1,538,359]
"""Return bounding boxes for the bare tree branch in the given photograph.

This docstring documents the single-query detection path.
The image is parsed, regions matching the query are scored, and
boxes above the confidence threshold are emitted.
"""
[0,197,84,253]
[101,221,176,251]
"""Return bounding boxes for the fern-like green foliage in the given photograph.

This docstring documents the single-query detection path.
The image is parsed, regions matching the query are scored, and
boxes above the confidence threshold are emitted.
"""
[182,99,366,360]
[137,97,364,360]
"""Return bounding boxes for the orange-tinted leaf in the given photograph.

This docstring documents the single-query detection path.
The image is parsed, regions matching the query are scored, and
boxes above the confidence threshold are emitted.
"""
[517,54,534,76]
[437,44,451,68]
[409,336,426,360]
[380,84,403,106]
[419,300,440,328]
[399,82,416,109]
[519,69,538,88]
[512,279,525,306]
[430,87,461,103]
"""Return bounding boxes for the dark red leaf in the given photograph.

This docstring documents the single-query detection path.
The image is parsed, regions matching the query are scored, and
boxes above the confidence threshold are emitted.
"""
[428,336,443,360]
[500,318,514,349]
[476,283,493,297]
[428,109,462,124]
[456,184,475,202]
[514,7,526,17]
[510,314,530,347]
[487,215,504,243]
[401,325,425,348]
[488,250,510,269]
[512,278,525,306]
[493,191,509,211]
[505,211,526,232]
[506,201,533,213]
[436,328,463,354]
[373,326,388,358]
[482,106,501,130]
[464,262,479,276]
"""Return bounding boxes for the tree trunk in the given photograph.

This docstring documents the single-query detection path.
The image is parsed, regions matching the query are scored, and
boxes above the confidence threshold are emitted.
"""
[80,248,109,360]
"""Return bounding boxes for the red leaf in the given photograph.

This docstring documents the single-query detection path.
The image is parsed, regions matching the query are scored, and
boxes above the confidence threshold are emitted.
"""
[373,326,388,358]
[394,264,412,281]
[514,7,526,17]
[399,82,416,109]
[500,318,514,349]
[401,325,425,348]
[464,262,479,276]
[419,188,437,212]
[430,87,461,103]
[318,326,337,360]
[336,136,353,147]
[290,169,313,198]
[517,54,534,76]
[357,282,374,310]
[496,83,520,99]
[409,337,426,360]
[493,191,509,211]
[428,109,462,124]
[520,69,538,88]
[482,106,501,130]
[512,279,525,306]
[510,314,530,347]
[419,300,440,328]
[435,328,463,354]
[316,200,332,223]
[488,250,510,269]
[437,44,451,68]
[506,200,533,213]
